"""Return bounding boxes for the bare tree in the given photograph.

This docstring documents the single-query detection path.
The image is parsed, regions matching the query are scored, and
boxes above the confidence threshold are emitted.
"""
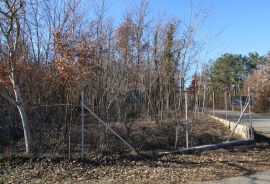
[0,0,32,154]
[177,0,207,110]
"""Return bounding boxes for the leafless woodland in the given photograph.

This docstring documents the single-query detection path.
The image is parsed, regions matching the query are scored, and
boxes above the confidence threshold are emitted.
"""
[0,0,227,158]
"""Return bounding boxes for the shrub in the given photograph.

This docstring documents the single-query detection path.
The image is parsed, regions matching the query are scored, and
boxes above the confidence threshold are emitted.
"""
[243,64,270,113]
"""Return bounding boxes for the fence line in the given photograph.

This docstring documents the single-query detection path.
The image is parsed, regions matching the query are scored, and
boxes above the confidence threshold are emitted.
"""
[83,103,137,155]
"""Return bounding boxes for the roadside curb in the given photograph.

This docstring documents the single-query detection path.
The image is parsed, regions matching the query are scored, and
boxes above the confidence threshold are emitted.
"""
[209,115,254,140]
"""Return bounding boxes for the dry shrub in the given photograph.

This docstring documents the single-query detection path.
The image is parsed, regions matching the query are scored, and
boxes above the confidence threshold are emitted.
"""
[190,113,231,146]
[243,64,270,113]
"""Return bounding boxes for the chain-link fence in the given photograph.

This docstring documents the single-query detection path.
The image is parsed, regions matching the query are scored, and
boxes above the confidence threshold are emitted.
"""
[21,91,233,159]
[0,67,243,160]
[0,87,237,159]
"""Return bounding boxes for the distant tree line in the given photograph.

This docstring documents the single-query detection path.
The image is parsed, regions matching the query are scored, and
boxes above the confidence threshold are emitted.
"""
[189,52,270,112]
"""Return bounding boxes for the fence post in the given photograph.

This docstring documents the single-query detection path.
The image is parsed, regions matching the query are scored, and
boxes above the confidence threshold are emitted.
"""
[68,126,71,160]
[225,92,228,120]
[202,82,206,113]
[248,87,252,128]
[212,92,215,116]
[227,97,250,142]
[81,91,85,160]
[185,92,189,148]
[175,119,179,149]
[240,96,243,123]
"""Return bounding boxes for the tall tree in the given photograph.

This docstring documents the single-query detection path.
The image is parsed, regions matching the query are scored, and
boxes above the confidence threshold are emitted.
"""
[0,0,32,154]
[161,22,178,110]
[210,53,246,95]
[245,52,267,75]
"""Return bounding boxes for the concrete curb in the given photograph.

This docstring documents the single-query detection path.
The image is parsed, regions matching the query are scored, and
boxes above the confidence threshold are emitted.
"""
[209,115,254,140]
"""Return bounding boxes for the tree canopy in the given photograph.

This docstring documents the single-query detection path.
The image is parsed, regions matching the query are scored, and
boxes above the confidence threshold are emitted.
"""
[209,52,267,94]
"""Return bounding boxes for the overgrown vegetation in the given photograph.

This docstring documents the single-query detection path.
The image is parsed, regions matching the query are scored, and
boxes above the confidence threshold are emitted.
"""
[1,0,270,183]
[243,63,270,112]
[0,0,211,156]
[0,113,233,158]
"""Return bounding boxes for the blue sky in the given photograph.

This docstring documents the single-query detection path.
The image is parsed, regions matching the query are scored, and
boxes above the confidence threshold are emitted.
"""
[103,0,270,62]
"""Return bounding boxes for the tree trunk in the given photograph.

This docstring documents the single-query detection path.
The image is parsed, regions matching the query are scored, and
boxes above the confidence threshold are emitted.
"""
[10,68,32,154]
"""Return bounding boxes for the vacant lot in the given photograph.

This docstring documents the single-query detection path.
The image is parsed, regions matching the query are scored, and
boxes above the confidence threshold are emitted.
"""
[0,113,234,157]
[0,113,246,184]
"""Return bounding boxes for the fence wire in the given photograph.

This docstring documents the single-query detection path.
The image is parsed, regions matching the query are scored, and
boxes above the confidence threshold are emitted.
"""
[0,88,236,159]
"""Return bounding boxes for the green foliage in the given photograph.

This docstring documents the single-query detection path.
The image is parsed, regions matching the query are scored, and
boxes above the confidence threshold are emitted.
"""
[246,52,267,72]
[161,22,178,86]
[210,53,244,93]
[209,52,266,94]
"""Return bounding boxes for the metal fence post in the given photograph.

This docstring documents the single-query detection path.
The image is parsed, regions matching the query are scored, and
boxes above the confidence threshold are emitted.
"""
[248,87,252,128]
[185,92,189,148]
[202,82,206,113]
[227,97,250,142]
[240,96,243,123]
[212,92,215,116]
[175,119,179,149]
[225,92,228,120]
[81,91,85,160]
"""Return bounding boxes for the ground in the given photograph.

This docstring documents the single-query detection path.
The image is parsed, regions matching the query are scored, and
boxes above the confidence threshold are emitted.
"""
[199,170,270,184]
[1,142,270,184]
